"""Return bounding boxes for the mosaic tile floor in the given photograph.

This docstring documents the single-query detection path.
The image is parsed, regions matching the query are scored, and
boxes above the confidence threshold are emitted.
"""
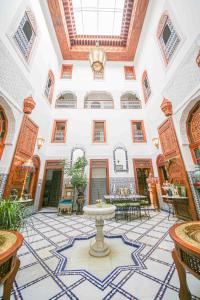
[1,211,200,300]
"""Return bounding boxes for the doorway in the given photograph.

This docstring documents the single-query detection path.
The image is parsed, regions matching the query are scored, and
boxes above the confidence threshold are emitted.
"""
[40,161,63,208]
[133,159,153,199]
[89,159,109,204]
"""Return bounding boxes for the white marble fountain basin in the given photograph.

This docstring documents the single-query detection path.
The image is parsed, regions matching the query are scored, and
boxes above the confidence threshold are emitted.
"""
[83,204,116,257]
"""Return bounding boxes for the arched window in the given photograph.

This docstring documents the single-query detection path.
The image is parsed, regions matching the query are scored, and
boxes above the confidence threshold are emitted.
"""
[157,11,180,64]
[0,106,8,159]
[141,70,151,103]
[14,8,37,60]
[55,92,77,108]
[120,92,141,109]
[187,101,200,165]
[45,70,55,104]
[84,91,114,109]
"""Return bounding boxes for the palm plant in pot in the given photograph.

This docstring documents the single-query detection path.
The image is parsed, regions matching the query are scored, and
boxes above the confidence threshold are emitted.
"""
[66,157,88,214]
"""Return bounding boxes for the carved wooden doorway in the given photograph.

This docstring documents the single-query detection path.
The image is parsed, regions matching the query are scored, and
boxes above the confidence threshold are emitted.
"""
[4,115,38,200]
[158,117,198,220]
[133,159,153,199]
[187,101,200,165]
[39,160,64,209]
[89,159,109,204]
[156,154,169,194]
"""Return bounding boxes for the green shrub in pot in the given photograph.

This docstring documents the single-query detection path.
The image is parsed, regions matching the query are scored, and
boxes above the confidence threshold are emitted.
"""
[0,199,25,231]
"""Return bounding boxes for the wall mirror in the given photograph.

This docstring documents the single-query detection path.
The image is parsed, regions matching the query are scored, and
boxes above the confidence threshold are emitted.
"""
[113,147,128,172]
[71,147,85,165]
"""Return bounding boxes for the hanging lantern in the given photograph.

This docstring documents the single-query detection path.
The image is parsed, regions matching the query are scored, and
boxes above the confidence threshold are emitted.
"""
[89,42,106,73]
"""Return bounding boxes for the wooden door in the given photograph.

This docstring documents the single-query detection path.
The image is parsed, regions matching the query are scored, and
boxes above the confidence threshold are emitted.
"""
[158,117,198,220]
[89,159,109,204]
[4,116,38,198]
[133,159,153,198]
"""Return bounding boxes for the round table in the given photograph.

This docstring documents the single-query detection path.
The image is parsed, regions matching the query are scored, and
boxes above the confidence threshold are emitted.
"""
[0,230,23,300]
[83,204,116,257]
[169,222,200,300]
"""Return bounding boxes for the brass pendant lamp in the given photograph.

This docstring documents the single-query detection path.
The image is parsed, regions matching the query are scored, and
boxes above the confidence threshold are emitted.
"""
[89,41,106,73]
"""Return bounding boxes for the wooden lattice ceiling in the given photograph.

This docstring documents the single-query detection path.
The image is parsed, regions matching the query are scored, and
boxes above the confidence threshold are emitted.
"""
[48,0,149,61]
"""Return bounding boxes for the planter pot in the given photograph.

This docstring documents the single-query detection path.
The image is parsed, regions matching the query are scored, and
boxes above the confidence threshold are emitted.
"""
[76,193,85,215]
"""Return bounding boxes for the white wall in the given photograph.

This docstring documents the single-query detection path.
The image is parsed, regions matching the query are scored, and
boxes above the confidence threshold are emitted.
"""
[0,0,200,208]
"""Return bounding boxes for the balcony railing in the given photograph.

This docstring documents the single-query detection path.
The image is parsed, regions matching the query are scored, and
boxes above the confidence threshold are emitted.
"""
[121,100,141,109]
[84,101,113,109]
[55,99,77,108]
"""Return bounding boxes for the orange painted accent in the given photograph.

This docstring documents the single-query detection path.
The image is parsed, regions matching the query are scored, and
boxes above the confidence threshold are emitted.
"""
[124,66,136,80]
[187,101,200,165]
[47,0,149,61]
[141,70,151,104]
[23,96,36,114]
[133,158,153,194]
[3,115,38,199]
[131,120,147,143]
[39,160,64,210]
[196,50,200,67]
[0,106,8,160]
[60,64,73,79]
[89,159,109,204]
[51,120,67,143]
[92,120,106,143]
[161,98,173,117]
[158,117,198,220]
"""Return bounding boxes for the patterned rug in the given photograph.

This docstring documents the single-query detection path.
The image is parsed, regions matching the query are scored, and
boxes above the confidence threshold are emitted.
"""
[1,211,200,300]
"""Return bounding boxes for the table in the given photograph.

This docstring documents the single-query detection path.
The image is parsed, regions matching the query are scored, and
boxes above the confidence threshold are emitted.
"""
[83,204,116,257]
[162,196,191,220]
[104,194,147,202]
[169,222,200,300]
[0,230,23,300]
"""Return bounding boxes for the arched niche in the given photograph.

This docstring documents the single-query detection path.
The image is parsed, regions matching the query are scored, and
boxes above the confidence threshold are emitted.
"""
[56,91,77,108]
[120,92,141,109]
[113,146,128,172]
[84,91,114,109]
[71,147,85,165]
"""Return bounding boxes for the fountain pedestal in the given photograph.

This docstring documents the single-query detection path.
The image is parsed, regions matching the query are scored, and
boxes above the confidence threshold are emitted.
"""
[83,204,116,257]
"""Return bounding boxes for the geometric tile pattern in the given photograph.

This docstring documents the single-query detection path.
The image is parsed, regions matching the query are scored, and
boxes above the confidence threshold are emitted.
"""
[1,211,200,300]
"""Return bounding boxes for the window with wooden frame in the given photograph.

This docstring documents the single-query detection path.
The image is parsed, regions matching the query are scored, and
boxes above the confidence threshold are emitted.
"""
[0,107,8,159]
[93,70,104,80]
[157,12,180,64]
[131,120,146,143]
[45,70,55,103]
[61,64,73,79]
[142,71,151,103]
[14,10,37,61]
[124,66,136,80]
[93,121,106,143]
[52,120,67,143]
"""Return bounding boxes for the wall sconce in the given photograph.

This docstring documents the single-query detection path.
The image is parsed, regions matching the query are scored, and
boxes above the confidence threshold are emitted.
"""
[152,137,159,149]
[37,137,45,149]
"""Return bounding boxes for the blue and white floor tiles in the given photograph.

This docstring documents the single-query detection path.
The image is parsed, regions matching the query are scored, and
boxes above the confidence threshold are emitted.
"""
[1,211,200,300]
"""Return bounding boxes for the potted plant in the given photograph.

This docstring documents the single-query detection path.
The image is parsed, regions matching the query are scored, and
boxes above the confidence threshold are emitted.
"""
[66,157,88,214]
[0,199,25,231]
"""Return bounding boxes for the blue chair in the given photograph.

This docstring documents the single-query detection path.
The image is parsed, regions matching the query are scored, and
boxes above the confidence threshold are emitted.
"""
[58,199,73,215]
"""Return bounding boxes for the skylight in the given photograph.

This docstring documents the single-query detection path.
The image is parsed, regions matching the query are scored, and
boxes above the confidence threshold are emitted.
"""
[72,0,125,36]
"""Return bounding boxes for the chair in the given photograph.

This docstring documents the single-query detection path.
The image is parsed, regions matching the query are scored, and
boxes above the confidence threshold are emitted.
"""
[58,199,73,215]
[140,198,150,219]
[127,202,141,221]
